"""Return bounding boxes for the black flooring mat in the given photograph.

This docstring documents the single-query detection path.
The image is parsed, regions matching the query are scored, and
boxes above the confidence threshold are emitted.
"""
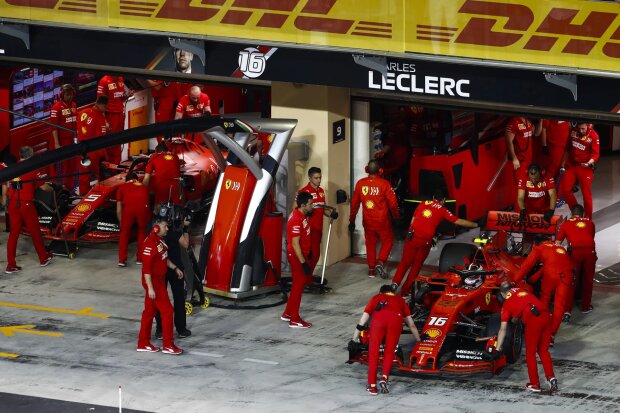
[0,392,153,413]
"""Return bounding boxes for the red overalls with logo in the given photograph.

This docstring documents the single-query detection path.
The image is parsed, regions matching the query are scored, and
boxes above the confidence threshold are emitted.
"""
[502,288,555,387]
[299,183,326,272]
[541,120,570,179]
[97,76,127,163]
[392,200,458,296]
[517,175,555,214]
[175,93,211,143]
[138,232,175,349]
[557,217,597,311]
[506,117,534,182]
[284,208,311,323]
[514,242,574,337]
[6,168,50,266]
[559,127,600,219]
[117,180,151,265]
[77,105,109,195]
[49,99,77,189]
[364,292,411,386]
[350,175,399,270]
[145,151,182,205]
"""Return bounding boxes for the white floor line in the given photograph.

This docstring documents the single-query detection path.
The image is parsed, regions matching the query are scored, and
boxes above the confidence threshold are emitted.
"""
[192,351,225,358]
[243,358,279,365]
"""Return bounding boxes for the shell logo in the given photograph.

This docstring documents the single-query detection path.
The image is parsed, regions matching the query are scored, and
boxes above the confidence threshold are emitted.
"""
[76,204,91,212]
[365,200,375,209]
[556,248,566,254]
[577,222,586,228]
[422,209,432,218]
[425,328,442,338]
[361,186,369,196]
[517,291,528,297]
[164,155,174,160]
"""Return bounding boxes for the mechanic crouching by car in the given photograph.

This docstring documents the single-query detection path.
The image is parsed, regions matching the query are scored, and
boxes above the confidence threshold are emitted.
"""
[143,141,182,206]
[352,284,423,395]
[497,282,557,393]
[391,188,478,297]
[116,172,151,267]
[513,239,574,344]
[154,203,192,339]
[137,213,184,355]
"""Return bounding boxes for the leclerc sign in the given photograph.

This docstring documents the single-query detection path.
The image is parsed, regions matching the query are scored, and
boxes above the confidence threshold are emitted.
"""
[1,0,620,75]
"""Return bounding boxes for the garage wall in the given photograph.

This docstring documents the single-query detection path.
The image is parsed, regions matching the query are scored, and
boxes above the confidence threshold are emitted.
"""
[272,82,351,265]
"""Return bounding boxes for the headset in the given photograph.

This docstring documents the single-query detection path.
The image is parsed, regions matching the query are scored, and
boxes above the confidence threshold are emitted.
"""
[59,84,75,100]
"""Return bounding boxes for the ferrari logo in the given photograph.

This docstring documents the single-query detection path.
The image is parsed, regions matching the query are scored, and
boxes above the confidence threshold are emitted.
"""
[485,292,491,305]
[362,186,368,196]
[365,200,374,209]
[302,220,307,228]
[225,179,231,190]
[577,222,586,228]
[80,113,87,121]
[423,209,432,218]
[164,155,173,160]
[157,244,163,252]
[425,328,442,338]
[424,201,433,205]
[556,248,566,254]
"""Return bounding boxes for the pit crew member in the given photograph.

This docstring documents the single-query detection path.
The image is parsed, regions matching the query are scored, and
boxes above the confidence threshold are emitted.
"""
[97,75,133,164]
[540,119,570,180]
[497,282,557,393]
[281,191,314,328]
[49,84,78,189]
[116,172,151,267]
[143,142,182,205]
[556,204,596,316]
[349,160,399,278]
[77,95,110,195]
[2,146,54,273]
[505,116,536,181]
[137,214,184,355]
[517,163,556,220]
[558,122,600,219]
[352,284,422,395]
[174,85,211,120]
[391,188,478,297]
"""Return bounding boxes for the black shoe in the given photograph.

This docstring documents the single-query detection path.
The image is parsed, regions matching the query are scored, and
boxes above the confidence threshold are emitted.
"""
[177,329,192,338]
[155,329,162,340]
[547,377,558,393]
[562,312,571,323]
[379,376,390,394]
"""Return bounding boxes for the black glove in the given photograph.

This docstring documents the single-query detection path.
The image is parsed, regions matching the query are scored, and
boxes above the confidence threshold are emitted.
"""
[431,236,438,248]
[542,145,550,156]
[543,209,554,222]
[330,210,339,220]
[406,231,413,241]
[519,209,527,221]
[348,222,355,233]
[302,262,312,275]
[307,251,312,260]
[418,333,430,341]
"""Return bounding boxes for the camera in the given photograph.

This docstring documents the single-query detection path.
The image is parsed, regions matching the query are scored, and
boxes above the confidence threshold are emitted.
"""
[156,203,193,231]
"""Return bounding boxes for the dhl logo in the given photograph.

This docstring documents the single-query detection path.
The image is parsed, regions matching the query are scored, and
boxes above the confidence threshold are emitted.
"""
[416,0,620,59]
[5,0,392,40]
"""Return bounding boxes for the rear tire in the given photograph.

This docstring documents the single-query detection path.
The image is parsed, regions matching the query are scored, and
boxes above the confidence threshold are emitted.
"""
[439,243,478,273]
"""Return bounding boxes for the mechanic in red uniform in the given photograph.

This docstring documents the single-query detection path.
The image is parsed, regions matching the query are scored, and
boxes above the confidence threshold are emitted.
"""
[556,204,597,316]
[77,95,110,195]
[558,122,600,219]
[137,214,184,355]
[298,167,337,273]
[391,188,478,297]
[281,191,314,328]
[349,160,399,278]
[505,116,535,182]
[174,85,211,120]
[352,284,422,395]
[2,146,54,274]
[49,84,78,189]
[97,75,132,164]
[496,282,557,393]
[513,240,574,342]
[143,142,182,205]
[517,163,556,220]
[540,119,570,180]
[116,172,151,267]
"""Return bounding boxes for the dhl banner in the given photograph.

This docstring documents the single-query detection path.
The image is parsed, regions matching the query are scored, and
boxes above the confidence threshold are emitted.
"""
[1,0,620,74]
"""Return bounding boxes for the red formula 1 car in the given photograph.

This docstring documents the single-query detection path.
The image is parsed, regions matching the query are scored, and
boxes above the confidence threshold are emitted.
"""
[32,138,222,253]
[349,210,562,376]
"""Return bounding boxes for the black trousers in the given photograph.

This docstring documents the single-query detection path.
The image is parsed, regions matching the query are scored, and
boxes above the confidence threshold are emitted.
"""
[155,268,186,332]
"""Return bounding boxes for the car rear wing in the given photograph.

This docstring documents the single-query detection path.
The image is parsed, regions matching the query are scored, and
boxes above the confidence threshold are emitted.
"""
[482,211,563,235]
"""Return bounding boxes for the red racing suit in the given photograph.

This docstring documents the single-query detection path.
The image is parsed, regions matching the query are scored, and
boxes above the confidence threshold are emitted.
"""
[138,232,175,349]
[506,117,534,182]
[6,166,50,267]
[284,208,312,323]
[145,151,182,205]
[559,126,600,219]
[556,217,597,311]
[364,292,411,386]
[501,288,555,387]
[77,105,109,195]
[392,200,458,296]
[350,174,399,270]
[514,241,575,337]
[117,180,151,265]
[299,182,326,271]
[49,99,78,189]
[97,76,127,163]
[517,175,555,214]
[541,120,570,179]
